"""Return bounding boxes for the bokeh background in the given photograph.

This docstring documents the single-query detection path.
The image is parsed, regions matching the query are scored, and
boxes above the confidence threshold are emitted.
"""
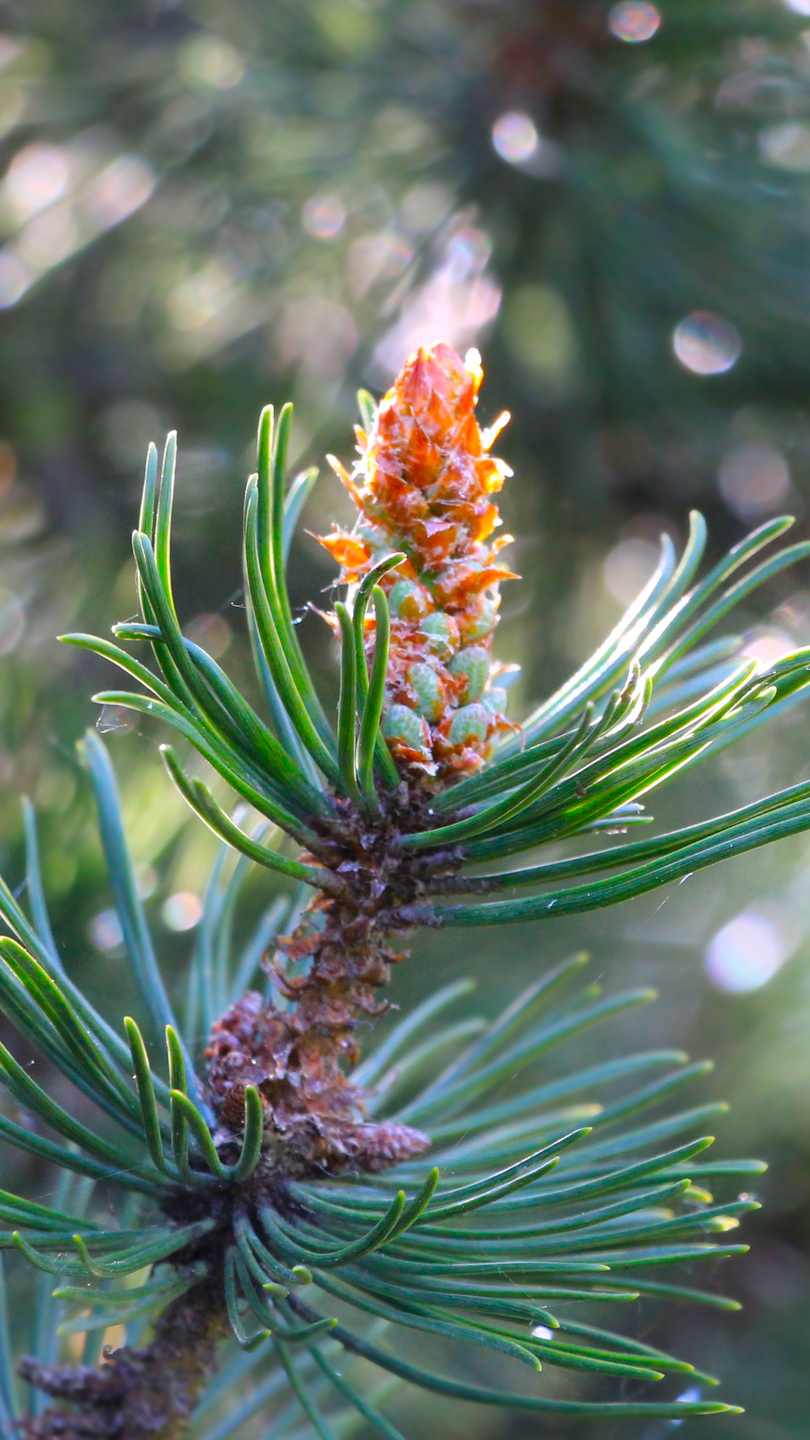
[2,0,810,1435]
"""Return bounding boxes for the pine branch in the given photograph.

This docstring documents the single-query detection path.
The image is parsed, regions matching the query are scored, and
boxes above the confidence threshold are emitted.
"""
[1,343,807,1437]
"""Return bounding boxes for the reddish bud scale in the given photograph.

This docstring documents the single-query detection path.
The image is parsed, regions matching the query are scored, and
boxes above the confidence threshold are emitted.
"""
[320,343,517,781]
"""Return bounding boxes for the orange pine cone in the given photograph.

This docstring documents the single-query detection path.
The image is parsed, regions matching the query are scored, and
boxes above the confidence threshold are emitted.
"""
[319,343,518,782]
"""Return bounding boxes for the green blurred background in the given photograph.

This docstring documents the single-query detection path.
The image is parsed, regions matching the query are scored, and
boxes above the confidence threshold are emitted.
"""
[3,0,810,1435]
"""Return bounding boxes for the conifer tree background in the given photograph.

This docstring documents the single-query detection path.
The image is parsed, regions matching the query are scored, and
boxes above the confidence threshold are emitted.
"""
[0,1,808,1436]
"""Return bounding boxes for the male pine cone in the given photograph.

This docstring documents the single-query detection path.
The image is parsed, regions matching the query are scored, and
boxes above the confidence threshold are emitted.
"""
[320,342,518,779]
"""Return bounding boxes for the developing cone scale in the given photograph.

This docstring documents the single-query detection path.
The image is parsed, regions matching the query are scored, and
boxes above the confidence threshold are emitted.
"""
[320,343,518,780]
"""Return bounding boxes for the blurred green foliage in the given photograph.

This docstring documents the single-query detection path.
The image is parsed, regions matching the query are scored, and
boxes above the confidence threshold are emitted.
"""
[0,0,809,1435]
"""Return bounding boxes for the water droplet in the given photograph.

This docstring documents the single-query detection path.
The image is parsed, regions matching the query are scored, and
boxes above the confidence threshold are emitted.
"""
[608,2,661,42]
[532,1325,554,1340]
[492,112,539,166]
[673,312,741,376]
[162,892,203,932]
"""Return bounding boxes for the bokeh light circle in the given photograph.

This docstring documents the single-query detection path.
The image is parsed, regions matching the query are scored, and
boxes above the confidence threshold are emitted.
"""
[672,311,741,376]
[705,909,789,993]
[603,537,660,606]
[162,892,203,932]
[608,2,661,43]
[6,144,70,216]
[302,194,346,240]
[88,908,124,954]
[492,112,539,166]
[718,443,791,520]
